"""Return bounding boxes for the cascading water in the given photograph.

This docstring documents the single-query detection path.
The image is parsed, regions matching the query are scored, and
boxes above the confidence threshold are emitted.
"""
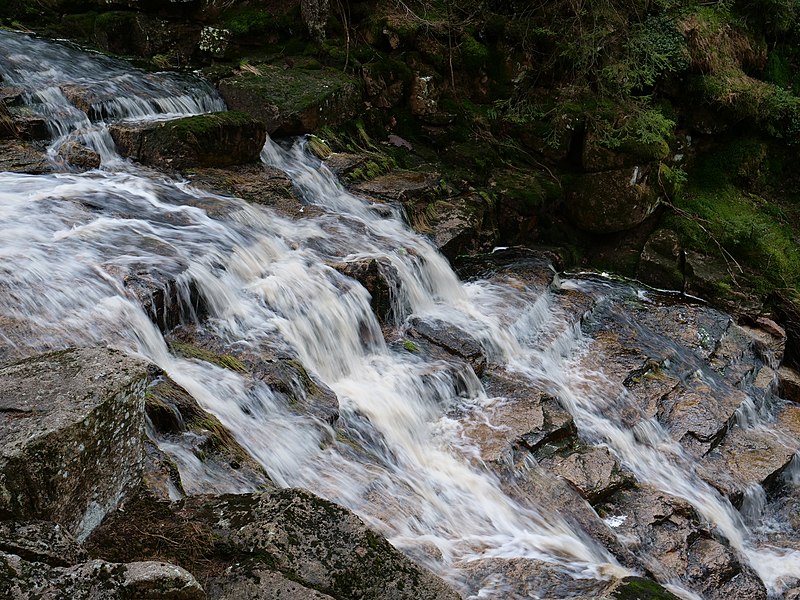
[0,29,798,599]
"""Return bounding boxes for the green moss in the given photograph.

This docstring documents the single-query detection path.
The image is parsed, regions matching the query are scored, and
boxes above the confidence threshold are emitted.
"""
[613,576,680,599]
[460,34,489,73]
[668,141,800,295]
[221,7,276,37]
[222,66,357,117]
[402,340,420,353]
[168,341,247,373]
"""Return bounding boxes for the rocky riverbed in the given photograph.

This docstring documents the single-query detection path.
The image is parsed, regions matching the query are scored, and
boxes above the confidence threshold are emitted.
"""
[0,14,799,600]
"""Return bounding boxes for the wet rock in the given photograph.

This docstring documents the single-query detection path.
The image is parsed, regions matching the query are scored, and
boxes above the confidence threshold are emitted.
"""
[0,348,149,541]
[144,376,272,497]
[0,552,204,600]
[123,269,205,333]
[218,66,361,135]
[109,111,266,169]
[0,102,16,138]
[470,370,574,461]
[538,445,634,503]
[8,107,49,140]
[0,520,86,567]
[331,257,407,324]
[658,374,749,456]
[0,139,53,174]
[420,193,497,259]
[597,485,767,600]
[167,324,340,425]
[407,316,488,375]
[637,229,684,291]
[700,415,799,504]
[56,140,101,170]
[454,247,560,291]
[565,164,661,233]
[324,152,368,176]
[351,169,440,203]
[185,164,315,220]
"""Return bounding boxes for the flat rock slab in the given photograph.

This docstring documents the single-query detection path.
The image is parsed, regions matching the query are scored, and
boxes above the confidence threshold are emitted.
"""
[109,111,266,169]
[0,140,53,174]
[0,347,149,540]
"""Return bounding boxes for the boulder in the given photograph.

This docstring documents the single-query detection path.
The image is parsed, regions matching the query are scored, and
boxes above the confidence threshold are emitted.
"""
[565,164,661,233]
[166,324,340,425]
[537,445,633,504]
[780,366,800,403]
[218,66,361,135]
[56,140,101,170]
[352,170,440,203]
[109,111,266,169]
[8,106,49,140]
[185,163,318,220]
[637,229,684,290]
[121,268,205,333]
[87,489,461,600]
[700,409,800,504]
[331,257,407,324]
[597,486,767,600]
[144,376,272,498]
[0,348,149,541]
[407,316,488,375]
[0,552,204,600]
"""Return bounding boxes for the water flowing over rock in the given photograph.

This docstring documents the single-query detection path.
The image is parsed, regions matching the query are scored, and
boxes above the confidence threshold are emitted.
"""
[0,29,800,600]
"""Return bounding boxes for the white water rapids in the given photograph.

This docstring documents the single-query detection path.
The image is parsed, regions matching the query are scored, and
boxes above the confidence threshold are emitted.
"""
[0,30,798,599]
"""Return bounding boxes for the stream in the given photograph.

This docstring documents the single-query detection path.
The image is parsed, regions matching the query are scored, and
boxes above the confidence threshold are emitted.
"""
[0,29,798,599]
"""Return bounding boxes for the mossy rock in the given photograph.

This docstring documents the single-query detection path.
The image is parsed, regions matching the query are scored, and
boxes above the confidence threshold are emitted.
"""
[109,111,266,169]
[218,65,362,135]
[612,576,680,599]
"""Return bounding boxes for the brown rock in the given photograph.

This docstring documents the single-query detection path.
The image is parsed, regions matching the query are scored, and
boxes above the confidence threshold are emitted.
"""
[56,140,101,170]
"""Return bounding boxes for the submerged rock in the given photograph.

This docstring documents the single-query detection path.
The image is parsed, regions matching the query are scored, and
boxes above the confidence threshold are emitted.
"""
[0,348,149,541]
[109,111,266,169]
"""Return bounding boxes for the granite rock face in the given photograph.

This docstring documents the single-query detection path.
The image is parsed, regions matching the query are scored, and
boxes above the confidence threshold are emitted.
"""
[0,347,149,541]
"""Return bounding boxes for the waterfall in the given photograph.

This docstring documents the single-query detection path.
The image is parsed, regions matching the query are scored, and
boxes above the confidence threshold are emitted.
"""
[0,29,798,599]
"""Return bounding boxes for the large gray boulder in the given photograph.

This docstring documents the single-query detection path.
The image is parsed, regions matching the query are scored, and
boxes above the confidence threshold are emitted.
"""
[0,347,149,541]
